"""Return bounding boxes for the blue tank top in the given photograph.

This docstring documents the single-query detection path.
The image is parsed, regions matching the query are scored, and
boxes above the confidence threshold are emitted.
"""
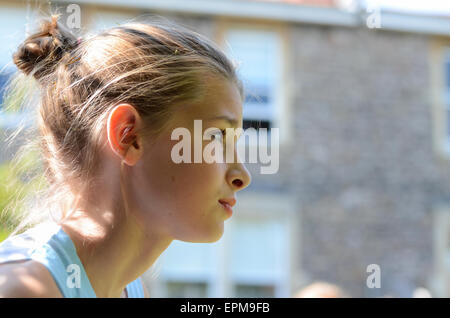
[0,221,145,298]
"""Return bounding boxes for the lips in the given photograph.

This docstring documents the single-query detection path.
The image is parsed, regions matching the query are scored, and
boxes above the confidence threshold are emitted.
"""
[218,198,236,207]
[218,198,236,217]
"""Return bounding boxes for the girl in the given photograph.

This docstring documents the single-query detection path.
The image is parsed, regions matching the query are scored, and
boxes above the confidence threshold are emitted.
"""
[0,14,251,298]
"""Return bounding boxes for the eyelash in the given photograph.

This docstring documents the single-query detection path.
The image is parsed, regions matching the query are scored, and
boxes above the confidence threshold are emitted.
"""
[212,129,226,141]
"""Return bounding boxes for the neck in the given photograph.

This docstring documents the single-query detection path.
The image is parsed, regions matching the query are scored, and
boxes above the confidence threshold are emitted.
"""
[60,202,173,298]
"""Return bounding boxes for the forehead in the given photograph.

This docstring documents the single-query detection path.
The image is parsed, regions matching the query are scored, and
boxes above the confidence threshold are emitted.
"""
[170,76,243,126]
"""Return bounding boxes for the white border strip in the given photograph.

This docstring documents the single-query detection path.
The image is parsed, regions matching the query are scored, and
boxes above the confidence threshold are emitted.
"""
[38,0,450,36]
[53,0,360,27]
[378,11,450,36]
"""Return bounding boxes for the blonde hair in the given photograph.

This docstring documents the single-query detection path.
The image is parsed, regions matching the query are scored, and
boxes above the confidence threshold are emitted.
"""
[1,13,244,237]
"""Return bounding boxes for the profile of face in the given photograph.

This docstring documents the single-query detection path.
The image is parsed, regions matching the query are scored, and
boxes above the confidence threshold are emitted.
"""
[107,76,251,244]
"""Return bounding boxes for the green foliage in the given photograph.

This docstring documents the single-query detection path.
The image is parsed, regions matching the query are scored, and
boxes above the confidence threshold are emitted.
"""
[1,72,35,113]
[0,227,10,243]
[0,71,45,242]
[0,148,47,242]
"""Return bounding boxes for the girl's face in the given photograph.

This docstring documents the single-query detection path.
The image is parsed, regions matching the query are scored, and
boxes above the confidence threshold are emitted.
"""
[130,77,251,243]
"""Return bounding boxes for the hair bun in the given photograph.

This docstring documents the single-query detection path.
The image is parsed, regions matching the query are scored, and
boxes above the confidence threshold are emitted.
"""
[13,14,79,80]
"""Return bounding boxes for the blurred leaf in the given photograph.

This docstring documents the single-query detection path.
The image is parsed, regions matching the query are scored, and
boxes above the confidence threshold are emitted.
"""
[1,72,35,114]
[0,227,10,243]
[0,147,47,237]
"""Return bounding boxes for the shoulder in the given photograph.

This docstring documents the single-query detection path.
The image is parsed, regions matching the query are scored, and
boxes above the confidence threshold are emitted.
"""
[0,260,63,297]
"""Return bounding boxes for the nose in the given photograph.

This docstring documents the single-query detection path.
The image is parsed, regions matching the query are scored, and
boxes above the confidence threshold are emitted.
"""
[226,163,251,191]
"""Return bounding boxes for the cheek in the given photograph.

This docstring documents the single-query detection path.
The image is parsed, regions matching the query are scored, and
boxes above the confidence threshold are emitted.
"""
[140,138,225,210]
[133,133,229,242]
[171,164,224,202]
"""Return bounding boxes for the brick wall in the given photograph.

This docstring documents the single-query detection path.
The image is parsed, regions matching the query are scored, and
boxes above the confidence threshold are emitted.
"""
[252,24,440,297]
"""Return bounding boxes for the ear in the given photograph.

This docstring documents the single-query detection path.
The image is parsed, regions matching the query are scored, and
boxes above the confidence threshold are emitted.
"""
[107,103,143,166]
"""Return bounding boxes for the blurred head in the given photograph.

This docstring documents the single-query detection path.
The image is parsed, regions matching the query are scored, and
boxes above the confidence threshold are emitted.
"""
[9,14,251,242]
[293,281,348,298]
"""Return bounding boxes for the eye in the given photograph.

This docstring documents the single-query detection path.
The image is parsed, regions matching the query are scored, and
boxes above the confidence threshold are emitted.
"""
[212,129,226,141]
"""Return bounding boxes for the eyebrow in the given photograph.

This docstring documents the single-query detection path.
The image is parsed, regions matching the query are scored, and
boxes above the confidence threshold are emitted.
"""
[206,115,240,127]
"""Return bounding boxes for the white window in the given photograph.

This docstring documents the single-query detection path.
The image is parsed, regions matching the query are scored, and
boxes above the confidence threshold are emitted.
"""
[149,193,299,298]
[222,29,282,133]
[152,238,221,297]
[430,206,450,297]
[229,216,289,297]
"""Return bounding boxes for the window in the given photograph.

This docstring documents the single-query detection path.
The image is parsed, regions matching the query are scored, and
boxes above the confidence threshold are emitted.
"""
[166,281,208,298]
[431,44,450,158]
[229,217,288,298]
[222,29,281,132]
[149,193,299,298]
[217,23,292,150]
[234,284,275,298]
[430,206,450,297]
[154,239,217,298]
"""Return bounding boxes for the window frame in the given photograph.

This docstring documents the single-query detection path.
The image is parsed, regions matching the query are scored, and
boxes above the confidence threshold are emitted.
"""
[215,20,293,148]
[154,238,222,297]
[227,192,299,298]
[430,40,450,159]
[430,205,450,297]
[223,29,280,123]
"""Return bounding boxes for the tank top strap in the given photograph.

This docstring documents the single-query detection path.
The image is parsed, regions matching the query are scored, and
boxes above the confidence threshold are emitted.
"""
[0,222,145,297]
[125,276,145,298]
[29,225,97,297]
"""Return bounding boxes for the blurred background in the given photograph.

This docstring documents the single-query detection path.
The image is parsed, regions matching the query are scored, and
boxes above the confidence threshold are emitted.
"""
[1,0,450,298]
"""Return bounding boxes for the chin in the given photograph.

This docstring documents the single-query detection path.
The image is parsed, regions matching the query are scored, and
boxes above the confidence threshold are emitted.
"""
[183,225,224,243]
[203,232,224,243]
